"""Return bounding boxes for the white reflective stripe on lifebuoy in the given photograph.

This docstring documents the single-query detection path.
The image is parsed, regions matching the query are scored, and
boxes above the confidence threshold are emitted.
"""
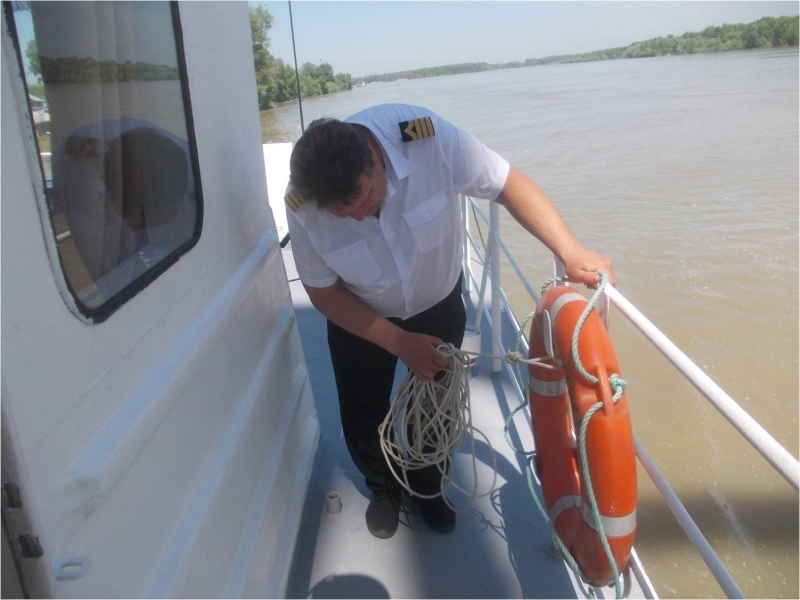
[529,374,567,397]
[580,503,637,537]
[543,309,555,360]
[549,494,582,525]
[551,494,637,538]
[549,292,587,324]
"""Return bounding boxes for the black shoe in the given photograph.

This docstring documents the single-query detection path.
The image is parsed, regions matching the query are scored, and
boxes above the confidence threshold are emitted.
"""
[365,490,401,539]
[417,496,456,534]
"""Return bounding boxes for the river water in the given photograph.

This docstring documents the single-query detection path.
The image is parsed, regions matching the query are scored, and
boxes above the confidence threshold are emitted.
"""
[261,48,799,598]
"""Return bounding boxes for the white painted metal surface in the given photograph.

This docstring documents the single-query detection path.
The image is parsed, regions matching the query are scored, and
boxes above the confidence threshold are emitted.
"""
[263,142,293,243]
[1,3,318,597]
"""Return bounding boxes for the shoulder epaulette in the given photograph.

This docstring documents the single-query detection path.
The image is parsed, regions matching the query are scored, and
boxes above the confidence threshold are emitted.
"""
[284,190,305,212]
[399,116,435,142]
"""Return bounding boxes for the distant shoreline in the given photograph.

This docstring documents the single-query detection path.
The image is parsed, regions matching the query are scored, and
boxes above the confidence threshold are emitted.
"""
[352,15,799,85]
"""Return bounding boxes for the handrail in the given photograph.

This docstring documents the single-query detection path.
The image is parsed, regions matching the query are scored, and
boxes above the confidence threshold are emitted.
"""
[604,285,800,491]
[635,440,744,599]
[460,193,799,599]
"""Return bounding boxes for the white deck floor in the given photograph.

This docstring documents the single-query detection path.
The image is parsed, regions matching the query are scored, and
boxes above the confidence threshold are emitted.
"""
[282,247,649,599]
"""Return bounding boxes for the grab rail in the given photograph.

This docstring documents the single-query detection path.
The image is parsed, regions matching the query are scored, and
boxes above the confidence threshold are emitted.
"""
[460,194,799,598]
[603,285,799,491]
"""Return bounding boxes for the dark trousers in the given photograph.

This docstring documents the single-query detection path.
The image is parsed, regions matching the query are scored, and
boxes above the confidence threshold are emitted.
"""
[327,275,466,496]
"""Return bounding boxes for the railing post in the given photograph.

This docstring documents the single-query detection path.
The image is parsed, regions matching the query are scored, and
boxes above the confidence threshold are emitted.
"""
[553,255,567,285]
[490,201,501,372]
[461,194,471,292]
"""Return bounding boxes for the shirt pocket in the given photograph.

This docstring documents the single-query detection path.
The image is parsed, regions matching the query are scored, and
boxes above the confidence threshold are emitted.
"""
[403,191,453,254]
[323,239,382,285]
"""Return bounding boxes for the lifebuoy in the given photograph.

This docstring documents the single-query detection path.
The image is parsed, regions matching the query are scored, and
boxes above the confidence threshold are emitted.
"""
[528,285,637,587]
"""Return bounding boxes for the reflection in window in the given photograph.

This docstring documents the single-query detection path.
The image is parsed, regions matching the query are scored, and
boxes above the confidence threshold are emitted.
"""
[9,1,201,321]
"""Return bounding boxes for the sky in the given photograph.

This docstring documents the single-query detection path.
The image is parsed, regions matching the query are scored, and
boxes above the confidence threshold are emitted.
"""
[256,1,800,77]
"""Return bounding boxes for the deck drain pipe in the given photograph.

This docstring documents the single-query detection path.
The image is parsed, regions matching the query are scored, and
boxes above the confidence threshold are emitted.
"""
[325,492,342,515]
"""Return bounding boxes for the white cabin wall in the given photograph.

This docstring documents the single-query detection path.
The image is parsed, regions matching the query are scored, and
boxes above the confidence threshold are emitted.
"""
[1,2,318,597]
[1,24,70,598]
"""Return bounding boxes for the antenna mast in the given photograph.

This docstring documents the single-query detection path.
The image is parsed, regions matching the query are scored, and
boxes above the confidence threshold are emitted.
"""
[288,1,305,133]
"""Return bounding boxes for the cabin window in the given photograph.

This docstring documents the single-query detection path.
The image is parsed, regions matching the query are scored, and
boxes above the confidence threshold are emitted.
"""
[6,1,202,322]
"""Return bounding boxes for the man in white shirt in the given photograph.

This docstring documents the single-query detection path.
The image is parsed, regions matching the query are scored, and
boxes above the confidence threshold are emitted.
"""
[286,104,615,539]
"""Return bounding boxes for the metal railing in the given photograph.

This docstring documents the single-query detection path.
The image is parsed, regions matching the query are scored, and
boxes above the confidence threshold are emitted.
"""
[460,194,800,599]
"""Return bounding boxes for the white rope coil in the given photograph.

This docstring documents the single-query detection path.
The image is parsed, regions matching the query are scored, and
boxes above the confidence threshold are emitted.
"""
[378,344,498,514]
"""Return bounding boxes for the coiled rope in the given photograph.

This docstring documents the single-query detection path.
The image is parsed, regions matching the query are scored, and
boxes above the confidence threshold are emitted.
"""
[378,344,497,513]
[379,342,556,512]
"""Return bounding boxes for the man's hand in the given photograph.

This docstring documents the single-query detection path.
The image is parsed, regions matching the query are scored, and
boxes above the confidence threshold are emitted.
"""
[305,281,452,381]
[562,248,616,288]
[397,331,448,382]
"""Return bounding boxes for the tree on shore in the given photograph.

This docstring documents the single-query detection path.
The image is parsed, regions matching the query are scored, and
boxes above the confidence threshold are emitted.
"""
[351,15,797,84]
[249,5,351,110]
[525,15,798,65]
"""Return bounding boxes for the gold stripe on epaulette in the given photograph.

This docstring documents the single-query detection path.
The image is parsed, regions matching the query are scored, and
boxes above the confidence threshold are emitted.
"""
[284,190,305,212]
[399,115,436,142]
[419,116,433,138]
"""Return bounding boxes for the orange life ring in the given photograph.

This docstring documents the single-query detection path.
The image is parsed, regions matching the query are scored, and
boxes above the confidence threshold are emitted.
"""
[527,285,637,587]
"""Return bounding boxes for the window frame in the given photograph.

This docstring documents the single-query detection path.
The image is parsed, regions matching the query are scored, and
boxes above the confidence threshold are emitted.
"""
[4,1,204,323]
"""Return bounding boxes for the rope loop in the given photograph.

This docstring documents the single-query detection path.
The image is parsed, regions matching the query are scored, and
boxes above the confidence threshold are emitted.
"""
[503,350,525,364]
[541,275,566,296]
[609,373,627,401]
[458,347,555,370]
[503,350,541,365]
[436,343,456,358]
[568,270,628,403]
[579,403,623,598]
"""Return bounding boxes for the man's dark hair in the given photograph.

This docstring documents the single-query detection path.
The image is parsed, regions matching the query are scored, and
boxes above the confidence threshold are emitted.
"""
[289,118,375,208]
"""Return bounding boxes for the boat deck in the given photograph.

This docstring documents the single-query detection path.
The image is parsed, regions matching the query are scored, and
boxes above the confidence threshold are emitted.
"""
[282,248,648,599]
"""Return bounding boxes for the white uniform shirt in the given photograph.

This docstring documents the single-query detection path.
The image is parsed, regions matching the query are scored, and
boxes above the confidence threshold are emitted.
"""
[286,104,510,319]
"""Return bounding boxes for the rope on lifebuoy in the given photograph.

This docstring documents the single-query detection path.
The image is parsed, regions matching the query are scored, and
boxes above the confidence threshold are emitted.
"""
[542,272,627,400]
[529,271,628,598]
